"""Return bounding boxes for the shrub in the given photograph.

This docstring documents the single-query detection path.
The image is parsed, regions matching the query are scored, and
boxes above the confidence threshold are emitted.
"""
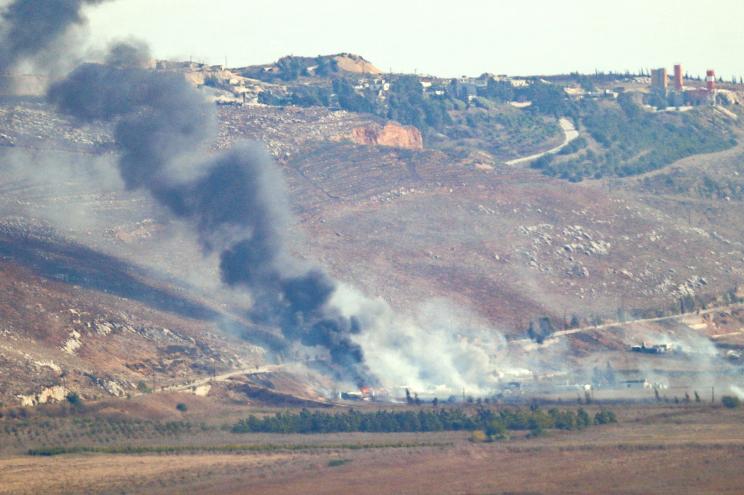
[594,410,617,424]
[65,392,81,406]
[176,403,188,412]
[721,396,741,409]
[484,418,508,440]
[469,430,488,443]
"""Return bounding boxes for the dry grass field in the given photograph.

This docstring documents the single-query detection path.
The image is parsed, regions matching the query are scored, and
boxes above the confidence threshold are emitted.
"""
[1,401,743,495]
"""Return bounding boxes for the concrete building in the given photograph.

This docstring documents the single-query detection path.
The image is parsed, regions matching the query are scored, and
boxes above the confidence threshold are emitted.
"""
[631,342,671,354]
[685,88,710,106]
[651,68,668,94]
[673,64,683,90]
[448,77,483,101]
[650,63,720,107]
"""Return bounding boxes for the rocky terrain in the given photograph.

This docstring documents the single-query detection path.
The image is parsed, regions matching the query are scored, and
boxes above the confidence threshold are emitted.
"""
[1,60,744,406]
[0,221,269,406]
[349,121,423,149]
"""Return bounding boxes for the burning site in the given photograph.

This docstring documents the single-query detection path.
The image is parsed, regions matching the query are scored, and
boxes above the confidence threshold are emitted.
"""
[41,39,575,400]
[1,1,744,494]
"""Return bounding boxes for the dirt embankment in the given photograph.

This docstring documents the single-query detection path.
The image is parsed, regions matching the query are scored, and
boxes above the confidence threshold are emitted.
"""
[333,54,381,75]
[350,122,423,150]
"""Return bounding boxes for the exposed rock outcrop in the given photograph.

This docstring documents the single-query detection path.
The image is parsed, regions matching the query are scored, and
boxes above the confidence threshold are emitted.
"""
[17,385,68,407]
[350,122,423,150]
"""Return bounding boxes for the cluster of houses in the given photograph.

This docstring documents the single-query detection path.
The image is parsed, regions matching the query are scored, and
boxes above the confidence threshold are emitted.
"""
[158,58,738,112]
[348,73,533,103]
[563,86,620,100]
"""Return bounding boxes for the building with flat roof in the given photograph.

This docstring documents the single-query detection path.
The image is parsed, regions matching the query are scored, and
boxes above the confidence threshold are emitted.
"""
[673,64,683,90]
[651,68,668,94]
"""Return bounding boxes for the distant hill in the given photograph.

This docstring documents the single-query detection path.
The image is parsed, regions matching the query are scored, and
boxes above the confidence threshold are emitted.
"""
[332,53,381,74]
[237,53,380,82]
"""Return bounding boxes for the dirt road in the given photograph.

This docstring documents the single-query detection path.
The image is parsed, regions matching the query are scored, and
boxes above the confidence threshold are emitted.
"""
[505,117,579,165]
[168,365,278,391]
[512,301,744,347]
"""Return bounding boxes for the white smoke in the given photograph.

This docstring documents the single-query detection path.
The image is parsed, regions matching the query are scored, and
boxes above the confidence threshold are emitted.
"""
[729,385,744,399]
[331,285,536,396]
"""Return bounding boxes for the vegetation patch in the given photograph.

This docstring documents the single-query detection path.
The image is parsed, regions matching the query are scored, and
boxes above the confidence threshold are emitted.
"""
[721,396,741,409]
[532,96,736,181]
[26,441,450,457]
[638,166,744,201]
[232,407,615,437]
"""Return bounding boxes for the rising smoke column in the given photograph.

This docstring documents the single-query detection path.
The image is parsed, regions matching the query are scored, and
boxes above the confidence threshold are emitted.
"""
[47,45,374,385]
[0,0,111,77]
[0,0,515,393]
[0,0,655,398]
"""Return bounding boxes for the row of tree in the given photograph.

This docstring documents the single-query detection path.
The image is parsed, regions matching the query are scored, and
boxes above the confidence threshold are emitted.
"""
[231,407,616,435]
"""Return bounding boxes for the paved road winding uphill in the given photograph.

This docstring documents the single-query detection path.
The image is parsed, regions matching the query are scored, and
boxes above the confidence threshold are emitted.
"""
[505,118,579,166]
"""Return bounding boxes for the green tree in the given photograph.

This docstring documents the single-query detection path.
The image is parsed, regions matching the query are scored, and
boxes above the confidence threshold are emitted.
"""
[569,314,581,328]
[594,410,617,424]
[332,78,375,113]
[485,418,508,440]
[484,78,514,102]
[65,392,81,406]
[519,81,575,118]
[314,56,339,77]
[275,56,308,81]
[387,75,452,132]
[721,396,741,408]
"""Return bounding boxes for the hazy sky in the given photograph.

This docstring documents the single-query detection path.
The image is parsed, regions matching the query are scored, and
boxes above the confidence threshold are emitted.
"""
[86,0,744,78]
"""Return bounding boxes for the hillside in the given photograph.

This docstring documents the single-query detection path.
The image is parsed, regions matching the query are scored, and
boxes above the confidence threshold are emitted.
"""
[532,97,737,181]
[1,57,744,406]
[0,223,265,406]
[236,53,381,83]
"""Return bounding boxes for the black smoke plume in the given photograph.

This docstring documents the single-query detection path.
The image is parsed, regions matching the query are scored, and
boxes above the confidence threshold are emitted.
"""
[0,0,110,76]
[48,44,375,385]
